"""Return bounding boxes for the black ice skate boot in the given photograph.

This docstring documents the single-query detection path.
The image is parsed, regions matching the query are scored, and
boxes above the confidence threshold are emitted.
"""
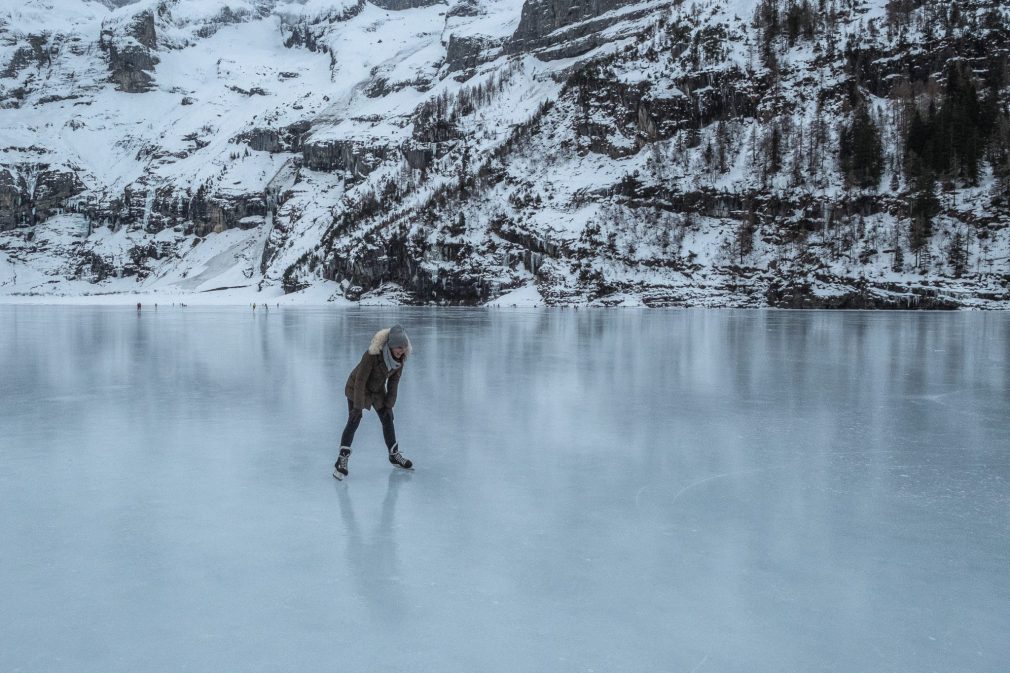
[333,447,351,480]
[387,443,413,470]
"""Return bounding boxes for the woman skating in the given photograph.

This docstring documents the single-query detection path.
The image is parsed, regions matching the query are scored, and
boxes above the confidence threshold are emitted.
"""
[334,325,413,479]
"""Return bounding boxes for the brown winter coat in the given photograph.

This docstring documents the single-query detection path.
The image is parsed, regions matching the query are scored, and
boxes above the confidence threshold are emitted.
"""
[344,328,411,411]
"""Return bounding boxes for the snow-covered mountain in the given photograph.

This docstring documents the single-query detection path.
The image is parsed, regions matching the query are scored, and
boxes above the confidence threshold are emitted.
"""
[1,0,1008,306]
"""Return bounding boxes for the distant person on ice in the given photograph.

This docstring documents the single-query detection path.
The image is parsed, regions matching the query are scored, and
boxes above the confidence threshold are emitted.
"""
[334,324,413,480]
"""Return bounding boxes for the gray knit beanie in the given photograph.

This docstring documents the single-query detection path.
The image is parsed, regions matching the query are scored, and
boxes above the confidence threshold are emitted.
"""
[387,324,409,350]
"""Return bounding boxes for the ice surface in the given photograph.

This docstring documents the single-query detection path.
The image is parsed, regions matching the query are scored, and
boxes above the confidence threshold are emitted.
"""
[1,307,1008,672]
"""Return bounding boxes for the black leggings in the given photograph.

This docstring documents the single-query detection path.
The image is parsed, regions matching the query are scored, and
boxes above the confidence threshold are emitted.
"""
[340,399,397,450]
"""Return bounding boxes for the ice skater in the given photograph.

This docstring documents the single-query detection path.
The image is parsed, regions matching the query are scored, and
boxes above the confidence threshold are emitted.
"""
[334,324,413,479]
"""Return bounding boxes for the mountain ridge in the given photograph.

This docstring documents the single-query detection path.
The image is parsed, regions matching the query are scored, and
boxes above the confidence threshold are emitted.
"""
[1,0,1008,307]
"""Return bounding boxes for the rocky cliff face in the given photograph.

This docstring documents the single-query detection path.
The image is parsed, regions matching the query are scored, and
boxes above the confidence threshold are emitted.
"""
[443,34,502,76]
[302,138,391,176]
[507,0,664,58]
[510,0,639,47]
[1,0,1009,307]
[100,10,159,92]
[0,165,85,230]
[1,34,50,81]
[371,0,446,9]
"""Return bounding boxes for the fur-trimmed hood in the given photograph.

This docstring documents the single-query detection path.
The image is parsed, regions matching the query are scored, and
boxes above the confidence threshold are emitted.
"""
[367,327,412,357]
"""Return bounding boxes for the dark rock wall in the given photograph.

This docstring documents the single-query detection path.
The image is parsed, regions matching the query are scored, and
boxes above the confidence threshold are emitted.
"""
[1,34,50,79]
[370,0,446,10]
[100,11,159,93]
[236,121,311,153]
[0,170,23,231]
[443,34,501,75]
[302,139,390,177]
[0,166,86,229]
[510,0,640,50]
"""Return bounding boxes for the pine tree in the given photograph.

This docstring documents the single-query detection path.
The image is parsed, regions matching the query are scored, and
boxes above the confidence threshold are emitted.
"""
[458,143,470,197]
[905,64,988,185]
[715,120,729,173]
[736,210,756,263]
[755,0,780,61]
[839,102,883,188]
[892,226,904,272]
[767,124,782,176]
[941,64,983,183]
[947,231,968,277]
[908,173,939,267]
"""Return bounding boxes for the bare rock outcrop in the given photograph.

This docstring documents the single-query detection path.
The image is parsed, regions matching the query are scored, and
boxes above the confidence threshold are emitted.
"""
[1,34,50,79]
[370,0,446,10]
[236,121,312,153]
[99,11,159,93]
[508,0,641,54]
[443,34,502,76]
[0,166,86,230]
[302,138,390,177]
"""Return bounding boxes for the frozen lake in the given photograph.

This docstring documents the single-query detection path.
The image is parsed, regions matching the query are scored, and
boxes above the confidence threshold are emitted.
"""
[1,306,1008,673]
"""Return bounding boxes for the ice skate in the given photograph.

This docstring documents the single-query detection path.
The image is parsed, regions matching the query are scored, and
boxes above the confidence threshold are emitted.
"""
[387,443,413,470]
[333,447,351,480]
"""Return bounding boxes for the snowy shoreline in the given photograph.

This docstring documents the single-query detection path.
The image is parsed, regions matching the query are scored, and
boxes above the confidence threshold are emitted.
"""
[0,289,1005,309]
[2,268,1008,310]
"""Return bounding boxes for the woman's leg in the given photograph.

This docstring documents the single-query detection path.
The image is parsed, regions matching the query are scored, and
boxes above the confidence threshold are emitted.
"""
[340,399,363,447]
[334,400,363,479]
[376,407,397,450]
[378,407,412,468]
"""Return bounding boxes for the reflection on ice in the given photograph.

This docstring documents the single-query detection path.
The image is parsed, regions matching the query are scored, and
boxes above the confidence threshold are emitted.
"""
[335,471,412,628]
[0,306,1008,672]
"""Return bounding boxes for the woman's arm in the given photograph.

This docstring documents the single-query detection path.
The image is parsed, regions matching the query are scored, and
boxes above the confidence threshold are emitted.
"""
[385,367,402,409]
[352,352,373,409]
